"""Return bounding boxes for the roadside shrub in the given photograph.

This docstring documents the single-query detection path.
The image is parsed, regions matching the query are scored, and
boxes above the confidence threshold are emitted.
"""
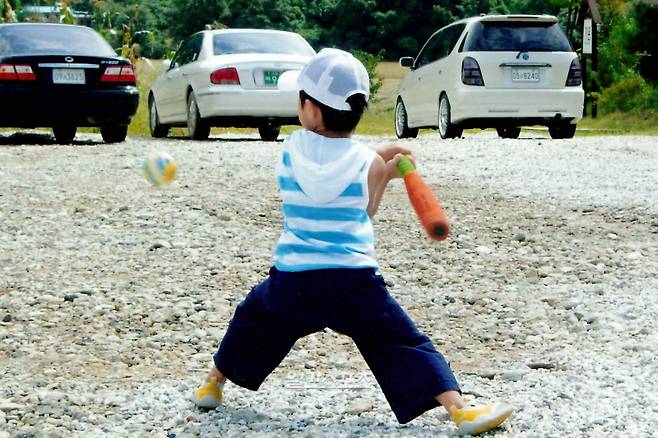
[598,74,658,114]
[351,50,383,100]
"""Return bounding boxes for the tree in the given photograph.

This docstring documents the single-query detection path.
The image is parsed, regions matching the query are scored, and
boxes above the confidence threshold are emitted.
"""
[2,0,18,23]
[222,0,305,31]
[630,1,658,83]
[167,0,230,41]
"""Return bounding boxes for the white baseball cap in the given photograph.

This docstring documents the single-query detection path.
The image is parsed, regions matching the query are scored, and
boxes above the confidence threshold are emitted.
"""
[278,48,370,111]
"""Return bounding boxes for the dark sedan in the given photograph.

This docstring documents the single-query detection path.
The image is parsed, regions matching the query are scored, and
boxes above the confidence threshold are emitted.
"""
[0,23,139,143]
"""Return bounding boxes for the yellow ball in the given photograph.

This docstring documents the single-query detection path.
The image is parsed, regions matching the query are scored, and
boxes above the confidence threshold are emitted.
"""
[143,152,177,186]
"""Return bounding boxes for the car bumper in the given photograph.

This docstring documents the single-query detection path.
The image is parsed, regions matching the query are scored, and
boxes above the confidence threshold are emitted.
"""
[196,88,299,118]
[0,86,139,127]
[450,87,584,125]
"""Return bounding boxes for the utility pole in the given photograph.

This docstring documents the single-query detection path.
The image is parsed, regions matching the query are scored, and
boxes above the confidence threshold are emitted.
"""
[582,0,601,118]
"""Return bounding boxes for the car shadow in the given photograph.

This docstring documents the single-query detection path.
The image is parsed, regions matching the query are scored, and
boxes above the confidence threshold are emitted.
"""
[164,135,283,143]
[0,131,99,146]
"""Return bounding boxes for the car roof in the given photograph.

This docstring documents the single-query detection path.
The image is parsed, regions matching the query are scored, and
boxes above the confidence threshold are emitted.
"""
[205,28,303,36]
[455,14,558,26]
[0,22,93,30]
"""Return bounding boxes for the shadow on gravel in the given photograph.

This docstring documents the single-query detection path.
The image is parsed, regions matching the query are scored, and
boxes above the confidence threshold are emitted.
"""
[164,135,283,143]
[193,405,453,436]
[0,131,99,146]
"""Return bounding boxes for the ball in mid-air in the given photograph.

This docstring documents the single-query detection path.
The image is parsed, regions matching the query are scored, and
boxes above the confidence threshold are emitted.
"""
[143,152,177,186]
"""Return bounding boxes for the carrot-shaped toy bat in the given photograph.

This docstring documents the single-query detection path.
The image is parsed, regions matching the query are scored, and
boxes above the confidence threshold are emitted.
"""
[396,155,449,241]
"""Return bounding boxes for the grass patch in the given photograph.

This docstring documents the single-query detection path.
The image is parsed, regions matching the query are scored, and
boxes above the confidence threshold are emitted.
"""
[129,58,160,137]
[578,110,658,135]
[355,61,400,136]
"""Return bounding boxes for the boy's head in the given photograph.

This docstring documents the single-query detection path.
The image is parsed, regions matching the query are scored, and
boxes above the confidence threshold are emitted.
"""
[279,48,370,134]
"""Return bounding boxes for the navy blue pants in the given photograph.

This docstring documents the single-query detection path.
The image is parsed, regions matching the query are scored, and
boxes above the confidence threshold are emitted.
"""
[214,267,460,424]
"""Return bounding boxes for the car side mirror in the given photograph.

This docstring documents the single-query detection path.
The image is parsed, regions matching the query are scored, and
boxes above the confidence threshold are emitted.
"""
[162,59,172,72]
[399,56,415,68]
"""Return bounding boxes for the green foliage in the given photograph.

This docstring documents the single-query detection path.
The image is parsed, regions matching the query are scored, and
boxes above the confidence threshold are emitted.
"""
[2,0,18,23]
[629,2,658,83]
[598,74,658,114]
[351,50,383,98]
[166,0,230,41]
[66,0,174,58]
[593,1,638,89]
[222,0,305,30]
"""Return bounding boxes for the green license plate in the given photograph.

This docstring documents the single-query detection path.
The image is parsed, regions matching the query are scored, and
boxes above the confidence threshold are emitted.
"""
[264,70,281,85]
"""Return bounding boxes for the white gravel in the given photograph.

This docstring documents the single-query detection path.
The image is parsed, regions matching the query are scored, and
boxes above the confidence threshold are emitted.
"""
[0,130,657,437]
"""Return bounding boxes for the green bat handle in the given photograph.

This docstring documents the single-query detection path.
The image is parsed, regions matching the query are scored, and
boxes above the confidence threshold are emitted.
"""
[397,155,415,177]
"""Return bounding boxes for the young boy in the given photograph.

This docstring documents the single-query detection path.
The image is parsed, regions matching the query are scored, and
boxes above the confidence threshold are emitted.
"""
[192,49,512,435]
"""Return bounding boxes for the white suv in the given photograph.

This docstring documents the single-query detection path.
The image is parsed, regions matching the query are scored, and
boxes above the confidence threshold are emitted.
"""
[395,15,584,139]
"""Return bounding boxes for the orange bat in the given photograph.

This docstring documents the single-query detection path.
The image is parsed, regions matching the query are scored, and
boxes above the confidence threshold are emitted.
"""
[396,155,449,241]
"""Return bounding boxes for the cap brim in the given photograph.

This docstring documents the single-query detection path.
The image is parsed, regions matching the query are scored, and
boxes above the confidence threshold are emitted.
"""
[277,70,301,91]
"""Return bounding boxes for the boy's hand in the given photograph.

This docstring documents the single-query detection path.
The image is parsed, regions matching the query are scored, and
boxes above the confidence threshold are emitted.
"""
[375,142,415,180]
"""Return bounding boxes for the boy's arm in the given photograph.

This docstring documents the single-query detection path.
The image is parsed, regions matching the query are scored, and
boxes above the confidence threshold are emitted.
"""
[367,142,414,217]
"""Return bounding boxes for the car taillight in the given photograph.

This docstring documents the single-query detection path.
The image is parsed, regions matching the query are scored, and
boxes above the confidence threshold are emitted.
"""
[101,65,136,84]
[0,64,36,81]
[566,58,582,86]
[462,57,484,86]
[210,67,240,85]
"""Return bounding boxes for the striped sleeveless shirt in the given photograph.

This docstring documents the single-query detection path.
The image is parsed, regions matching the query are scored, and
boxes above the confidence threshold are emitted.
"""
[273,130,378,272]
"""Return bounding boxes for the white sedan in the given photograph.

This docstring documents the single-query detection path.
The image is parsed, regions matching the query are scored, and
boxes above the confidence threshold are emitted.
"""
[149,29,315,141]
[395,15,584,140]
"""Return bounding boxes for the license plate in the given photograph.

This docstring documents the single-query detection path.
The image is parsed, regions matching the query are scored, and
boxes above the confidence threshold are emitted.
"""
[263,70,281,86]
[53,68,85,84]
[512,68,540,82]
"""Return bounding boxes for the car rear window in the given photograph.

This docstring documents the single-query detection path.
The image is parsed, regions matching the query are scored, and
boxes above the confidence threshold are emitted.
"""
[0,24,115,57]
[213,32,315,56]
[464,21,572,52]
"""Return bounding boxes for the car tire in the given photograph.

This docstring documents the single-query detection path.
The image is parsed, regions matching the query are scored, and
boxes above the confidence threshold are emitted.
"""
[52,126,77,144]
[187,92,210,140]
[496,126,521,139]
[258,125,280,141]
[395,98,418,139]
[438,94,463,139]
[549,122,577,139]
[101,125,128,143]
[149,95,169,138]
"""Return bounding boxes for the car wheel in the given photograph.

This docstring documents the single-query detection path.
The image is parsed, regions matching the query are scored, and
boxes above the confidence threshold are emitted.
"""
[395,98,418,139]
[101,125,128,143]
[496,126,521,139]
[258,125,280,141]
[549,122,577,139]
[438,94,463,139]
[187,92,210,140]
[52,126,77,144]
[149,96,169,138]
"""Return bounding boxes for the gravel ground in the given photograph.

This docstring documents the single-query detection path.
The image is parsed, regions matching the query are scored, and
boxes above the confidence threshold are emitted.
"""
[0,130,657,437]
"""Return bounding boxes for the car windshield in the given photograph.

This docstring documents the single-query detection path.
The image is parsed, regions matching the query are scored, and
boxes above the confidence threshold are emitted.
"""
[465,21,572,52]
[213,32,315,56]
[0,24,116,57]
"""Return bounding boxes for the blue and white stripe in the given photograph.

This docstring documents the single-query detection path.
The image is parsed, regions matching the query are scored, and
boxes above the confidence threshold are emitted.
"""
[273,136,378,272]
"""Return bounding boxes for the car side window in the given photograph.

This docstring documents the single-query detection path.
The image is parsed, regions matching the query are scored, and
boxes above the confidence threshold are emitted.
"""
[171,34,202,69]
[188,34,203,63]
[416,31,444,68]
[446,24,466,54]
[170,42,189,69]
[415,24,465,68]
